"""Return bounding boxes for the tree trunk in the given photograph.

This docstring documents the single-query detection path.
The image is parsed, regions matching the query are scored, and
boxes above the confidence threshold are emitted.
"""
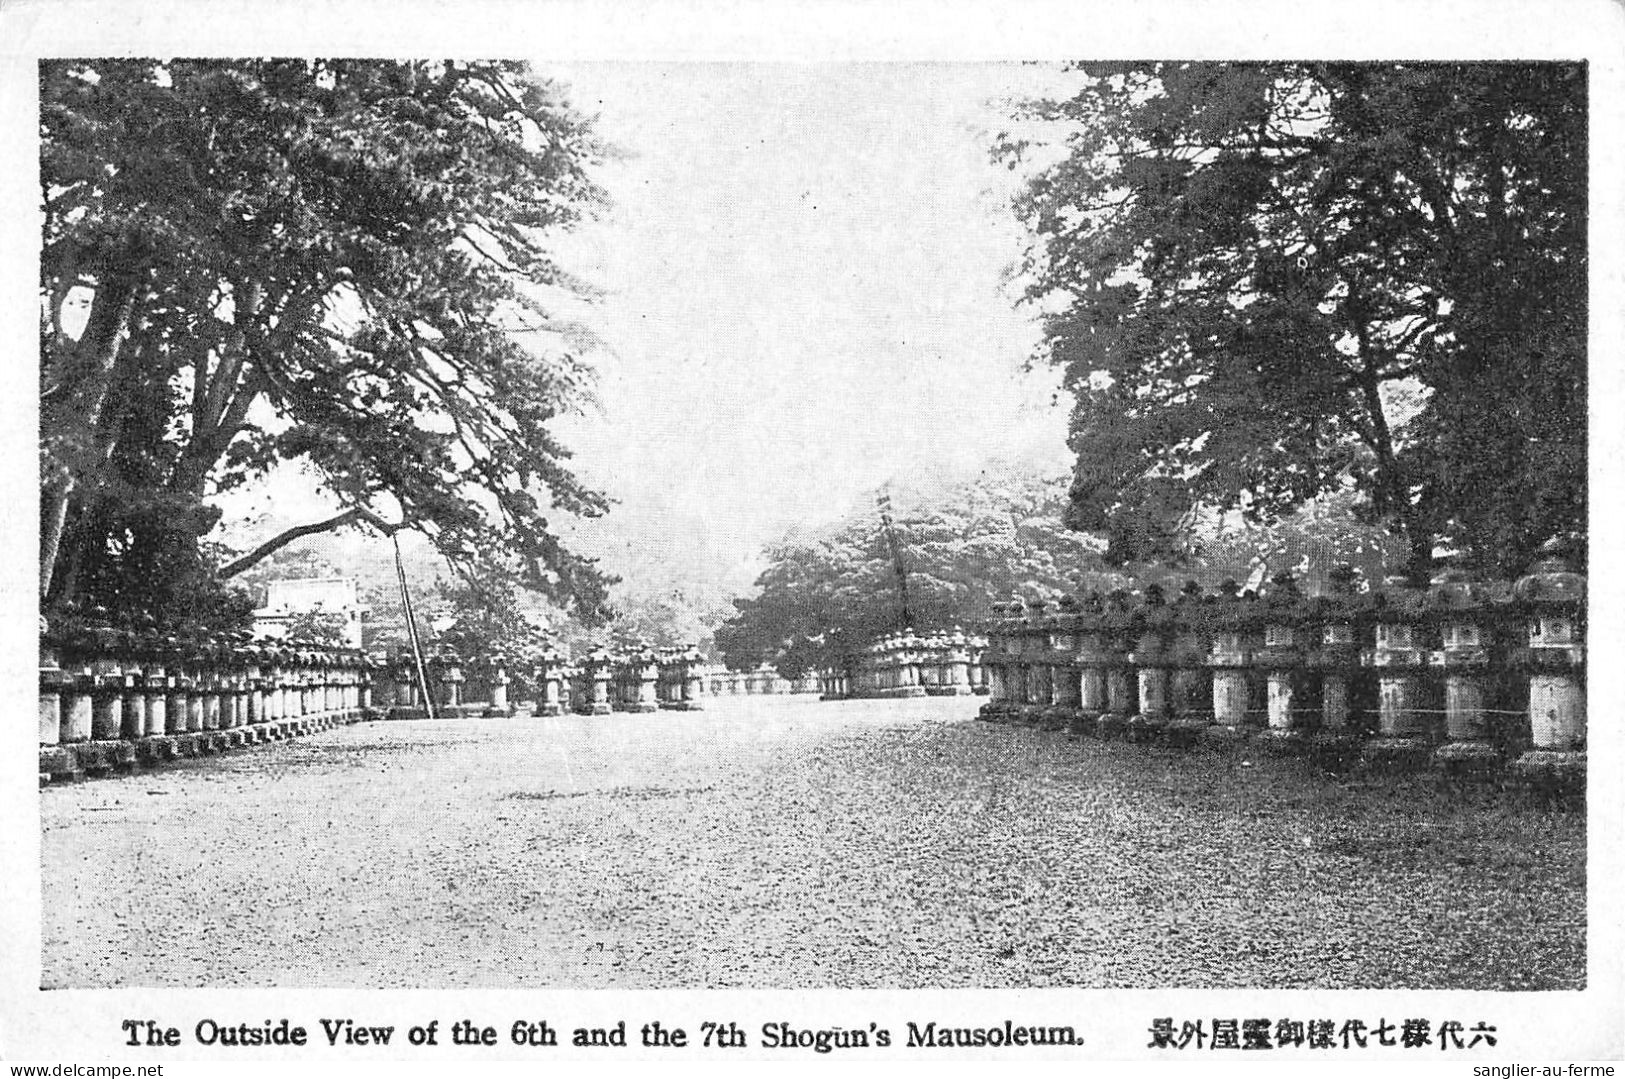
[39,266,142,597]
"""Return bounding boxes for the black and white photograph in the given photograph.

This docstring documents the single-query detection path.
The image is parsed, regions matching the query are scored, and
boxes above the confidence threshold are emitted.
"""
[3,0,1621,1066]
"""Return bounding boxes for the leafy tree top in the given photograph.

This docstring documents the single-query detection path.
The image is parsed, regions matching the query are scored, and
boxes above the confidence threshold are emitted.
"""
[1000,62,1584,575]
[42,59,615,625]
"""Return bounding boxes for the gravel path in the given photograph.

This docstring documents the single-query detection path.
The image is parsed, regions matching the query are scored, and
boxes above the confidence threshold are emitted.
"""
[40,696,1584,989]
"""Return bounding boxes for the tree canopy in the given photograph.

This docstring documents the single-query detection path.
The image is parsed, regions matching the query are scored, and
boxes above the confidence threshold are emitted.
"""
[1000,62,1585,575]
[40,59,614,628]
[715,472,1128,677]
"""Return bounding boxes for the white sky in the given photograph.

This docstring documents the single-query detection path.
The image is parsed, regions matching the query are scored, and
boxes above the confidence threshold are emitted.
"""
[544,62,1073,594]
[220,62,1078,600]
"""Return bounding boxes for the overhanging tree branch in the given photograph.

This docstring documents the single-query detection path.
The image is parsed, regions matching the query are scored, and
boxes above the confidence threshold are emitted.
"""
[217,505,399,579]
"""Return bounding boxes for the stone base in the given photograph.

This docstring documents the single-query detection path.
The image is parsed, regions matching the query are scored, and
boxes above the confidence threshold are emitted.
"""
[1306,730,1363,770]
[1256,727,1310,756]
[883,686,927,699]
[627,703,660,713]
[1199,724,1250,750]
[1039,706,1076,731]
[1124,713,1168,744]
[136,737,172,766]
[484,705,516,718]
[540,703,565,717]
[39,712,365,785]
[1433,740,1503,777]
[587,704,614,715]
[1067,710,1101,737]
[1163,717,1209,750]
[971,685,991,696]
[1359,736,1434,773]
[1506,749,1586,800]
[39,747,83,783]
[666,701,704,711]
[1095,712,1128,739]
[976,701,1011,721]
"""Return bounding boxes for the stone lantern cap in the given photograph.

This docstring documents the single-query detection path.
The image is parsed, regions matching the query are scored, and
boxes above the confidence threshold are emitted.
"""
[1514,534,1586,609]
[1208,580,1262,632]
[1424,555,1512,622]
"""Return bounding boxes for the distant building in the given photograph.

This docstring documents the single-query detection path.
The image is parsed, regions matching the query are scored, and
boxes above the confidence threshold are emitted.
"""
[252,576,367,649]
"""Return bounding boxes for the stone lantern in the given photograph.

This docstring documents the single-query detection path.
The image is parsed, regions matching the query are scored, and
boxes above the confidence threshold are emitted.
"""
[1427,555,1502,774]
[1127,584,1174,743]
[1360,574,1434,771]
[1205,580,1255,744]
[1305,564,1365,760]
[485,652,514,717]
[57,611,96,745]
[587,649,615,715]
[898,631,926,698]
[1509,535,1586,793]
[1257,572,1311,753]
[632,647,661,712]
[999,599,1029,716]
[86,610,128,741]
[677,647,706,710]
[977,603,1012,718]
[1070,592,1109,736]
[1095,590,1136,739]
[946,627,972,696]
[1165,581,1212,747]
[1016,597,1049,721]
[435,646,466,712]
[39,615,65,747]
[1044,595,1082,728]
[535,647,567,716]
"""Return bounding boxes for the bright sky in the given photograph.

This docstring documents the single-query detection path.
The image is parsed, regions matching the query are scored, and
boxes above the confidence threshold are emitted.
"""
[543,62,1073,595]
[221,62,1076,601]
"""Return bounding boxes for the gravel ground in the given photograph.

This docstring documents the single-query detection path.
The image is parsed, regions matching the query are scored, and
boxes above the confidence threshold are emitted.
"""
[40,696,1584,989]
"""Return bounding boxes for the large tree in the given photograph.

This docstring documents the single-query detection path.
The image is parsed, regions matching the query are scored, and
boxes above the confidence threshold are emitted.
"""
[40,59,613,626]
[1001,62,1585,575]
[715,472,1127,677]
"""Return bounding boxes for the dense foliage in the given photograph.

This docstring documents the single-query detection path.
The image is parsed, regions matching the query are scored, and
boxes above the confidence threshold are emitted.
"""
[41,59,614,629]
[715,473,1128,677]
[1000,62,1585,575]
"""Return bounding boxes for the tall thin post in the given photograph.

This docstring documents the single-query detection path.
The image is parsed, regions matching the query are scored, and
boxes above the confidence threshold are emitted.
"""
[393,534,435,720]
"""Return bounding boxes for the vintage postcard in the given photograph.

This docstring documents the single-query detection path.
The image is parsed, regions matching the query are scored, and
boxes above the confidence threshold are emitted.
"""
[2,0,1621,1071]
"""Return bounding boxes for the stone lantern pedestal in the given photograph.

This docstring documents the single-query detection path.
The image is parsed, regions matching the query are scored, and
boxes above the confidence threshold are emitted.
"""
[1507,536,1586,797]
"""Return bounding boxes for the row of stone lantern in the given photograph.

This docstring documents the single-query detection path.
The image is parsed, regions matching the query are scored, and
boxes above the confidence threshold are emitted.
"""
[706,664,820,696]
[977,538,1585,787]
[376,643,708,718]
[38,610,374,779]
[820,628,989,700]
